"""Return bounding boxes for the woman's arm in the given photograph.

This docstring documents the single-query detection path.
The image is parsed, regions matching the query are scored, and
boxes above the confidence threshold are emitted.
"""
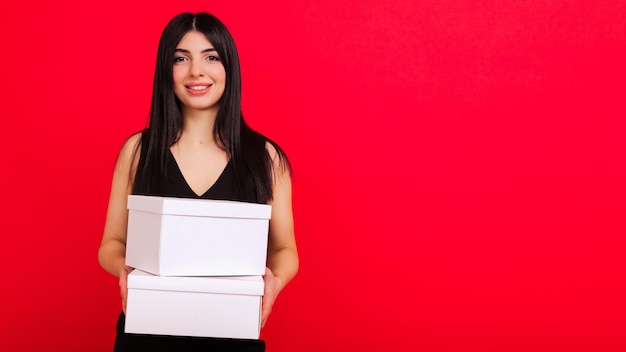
[98,133,141,311]
[262,143,299,326]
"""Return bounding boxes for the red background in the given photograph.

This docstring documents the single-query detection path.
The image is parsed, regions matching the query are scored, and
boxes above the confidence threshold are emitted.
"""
[1,1,625,351]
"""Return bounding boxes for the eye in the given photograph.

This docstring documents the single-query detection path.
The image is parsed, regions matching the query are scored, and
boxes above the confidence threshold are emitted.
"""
[207,55,221,62]
[174,56,188,64]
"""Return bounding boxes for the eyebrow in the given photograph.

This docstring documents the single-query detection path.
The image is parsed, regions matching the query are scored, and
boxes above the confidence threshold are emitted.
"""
[174,48,218,54]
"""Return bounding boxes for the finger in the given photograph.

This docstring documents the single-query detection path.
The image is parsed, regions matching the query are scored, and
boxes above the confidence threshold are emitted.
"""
[261,267,276,328]
[261,294,273,328]
[119,267,130,314]
[261,303,267,326]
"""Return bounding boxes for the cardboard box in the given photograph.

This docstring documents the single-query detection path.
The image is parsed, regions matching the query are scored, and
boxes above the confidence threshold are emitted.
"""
[125,269,264,339]
[126,195,271,276]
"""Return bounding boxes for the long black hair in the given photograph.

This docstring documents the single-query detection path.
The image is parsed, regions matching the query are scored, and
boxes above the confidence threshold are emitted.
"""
[133,12,290,203]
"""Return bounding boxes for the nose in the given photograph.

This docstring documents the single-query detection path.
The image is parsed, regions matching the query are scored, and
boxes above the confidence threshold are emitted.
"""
[190,59,204,77]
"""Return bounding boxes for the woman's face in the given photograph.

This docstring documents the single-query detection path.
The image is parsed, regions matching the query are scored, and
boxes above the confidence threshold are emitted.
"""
[172,31,226,114]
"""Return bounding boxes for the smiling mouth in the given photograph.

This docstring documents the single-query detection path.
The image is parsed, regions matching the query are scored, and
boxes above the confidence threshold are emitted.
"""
[187,85,211,90]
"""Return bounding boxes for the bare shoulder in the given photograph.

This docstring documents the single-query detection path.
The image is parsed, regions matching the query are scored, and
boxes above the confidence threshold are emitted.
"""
[113,132,140,168]
[265,141,279,160]
[265,140,290,173]
[118,132,142,162]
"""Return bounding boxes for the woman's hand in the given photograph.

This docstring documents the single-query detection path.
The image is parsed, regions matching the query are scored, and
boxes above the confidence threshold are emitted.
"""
[261,267,282,327]
[119,265,133,314]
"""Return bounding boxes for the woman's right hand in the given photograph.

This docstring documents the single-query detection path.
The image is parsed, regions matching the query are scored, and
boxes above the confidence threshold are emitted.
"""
[119,265,133,314]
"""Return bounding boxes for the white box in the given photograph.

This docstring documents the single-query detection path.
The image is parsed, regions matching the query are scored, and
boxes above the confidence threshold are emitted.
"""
[125,269,264,339]
[126,195,271,276]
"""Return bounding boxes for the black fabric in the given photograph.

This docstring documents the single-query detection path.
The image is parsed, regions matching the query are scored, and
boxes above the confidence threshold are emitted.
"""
[162,150,258,203]
[113,147,264,351]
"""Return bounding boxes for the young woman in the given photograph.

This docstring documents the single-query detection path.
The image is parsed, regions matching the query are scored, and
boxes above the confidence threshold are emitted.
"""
[98,12,298,351]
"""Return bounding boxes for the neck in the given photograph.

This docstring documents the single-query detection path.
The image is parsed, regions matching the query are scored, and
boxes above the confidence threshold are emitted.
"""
[180,106,219,145]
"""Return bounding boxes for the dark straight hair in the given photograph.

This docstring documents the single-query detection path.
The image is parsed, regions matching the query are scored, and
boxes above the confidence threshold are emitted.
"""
[133,12,290,203]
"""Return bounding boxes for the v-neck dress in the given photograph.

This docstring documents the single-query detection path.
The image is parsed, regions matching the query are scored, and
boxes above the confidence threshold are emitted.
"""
[114,150,264,351]
[162,150,258,202]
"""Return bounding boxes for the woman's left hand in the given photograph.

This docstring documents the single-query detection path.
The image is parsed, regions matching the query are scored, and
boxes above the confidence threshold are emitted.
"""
[261,267,281,327]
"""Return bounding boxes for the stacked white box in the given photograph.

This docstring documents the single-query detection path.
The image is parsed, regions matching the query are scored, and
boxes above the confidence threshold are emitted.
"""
[126,195,271,276]
[124,195,270,339]
[126,270,264,339]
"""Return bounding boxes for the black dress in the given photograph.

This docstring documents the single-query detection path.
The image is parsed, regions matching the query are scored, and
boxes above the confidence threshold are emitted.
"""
[113,151,265,352]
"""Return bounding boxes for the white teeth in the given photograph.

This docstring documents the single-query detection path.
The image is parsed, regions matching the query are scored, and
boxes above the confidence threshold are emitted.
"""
[188,86,209,90]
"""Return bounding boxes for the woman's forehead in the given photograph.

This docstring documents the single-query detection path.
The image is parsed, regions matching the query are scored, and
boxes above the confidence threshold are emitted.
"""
[176,31,215,50]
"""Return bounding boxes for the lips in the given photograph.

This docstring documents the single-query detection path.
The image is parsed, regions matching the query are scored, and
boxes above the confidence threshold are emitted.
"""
[185,82,212,95]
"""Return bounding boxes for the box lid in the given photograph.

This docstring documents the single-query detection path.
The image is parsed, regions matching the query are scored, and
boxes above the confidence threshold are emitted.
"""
[128,269,264,295]
[127,195,271,220]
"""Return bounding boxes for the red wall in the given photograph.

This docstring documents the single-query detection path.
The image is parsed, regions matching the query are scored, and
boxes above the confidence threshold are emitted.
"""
[1,1,624,351]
